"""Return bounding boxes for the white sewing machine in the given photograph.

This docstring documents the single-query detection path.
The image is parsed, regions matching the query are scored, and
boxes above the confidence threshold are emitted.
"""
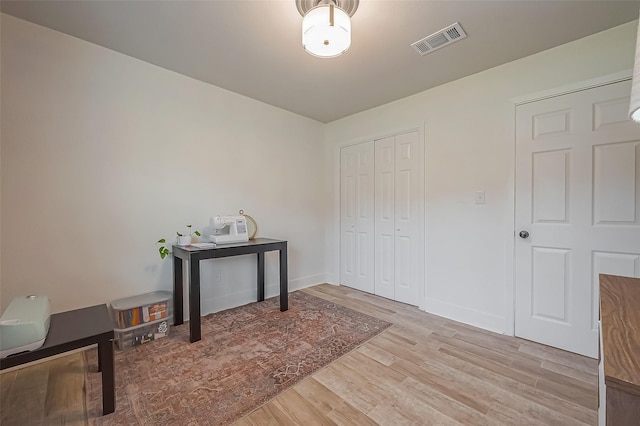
[209,215,249,244]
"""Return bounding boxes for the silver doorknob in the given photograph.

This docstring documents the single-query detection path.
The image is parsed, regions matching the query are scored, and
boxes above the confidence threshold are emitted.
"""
[519,230,529,239]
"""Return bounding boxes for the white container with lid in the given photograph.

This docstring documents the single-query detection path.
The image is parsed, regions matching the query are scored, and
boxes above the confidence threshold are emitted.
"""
[109,291,172,331]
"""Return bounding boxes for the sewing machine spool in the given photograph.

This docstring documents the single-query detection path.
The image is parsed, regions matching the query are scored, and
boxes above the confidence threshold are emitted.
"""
[239,210,257,239]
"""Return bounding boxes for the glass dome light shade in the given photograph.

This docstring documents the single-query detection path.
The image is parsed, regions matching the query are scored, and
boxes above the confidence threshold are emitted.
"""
[302,4,351,58]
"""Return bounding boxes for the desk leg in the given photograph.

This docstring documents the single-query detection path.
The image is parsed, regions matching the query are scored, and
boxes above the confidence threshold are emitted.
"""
[257,252,265,302]
[98,339,115,415]
[280,243,288,311]
[189,259,202,343]
[173,256,184,326]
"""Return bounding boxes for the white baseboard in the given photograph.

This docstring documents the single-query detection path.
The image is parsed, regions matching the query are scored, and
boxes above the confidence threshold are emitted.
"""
[286,273,328,292]
[424,298,505,334]
[325,274,339,285]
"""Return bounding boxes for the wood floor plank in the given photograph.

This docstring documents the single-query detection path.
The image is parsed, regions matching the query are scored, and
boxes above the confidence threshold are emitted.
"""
[0,370,17,408]
[355,344,397,366]
[400,376,490,425]
[313,362,385,414]
[390,357,495,414]
[485,387,591,426]
[326,400,379,426]
[290,377,342,415]
[511,357,595,394]
[518,340,598,373]
[343,350,406,385]
[438,345,538,387]
[367,403,419,426]
[259,399,300,424]
[42,353,87,426]
[540,358,598,387]
[445,326,522,354]
[290,377,378,426]
[235,406,280,426]
[428,330,515,366]
[384,322,436,346]
[368,333,426,366]
[485,404,550,426]
[2,361,50,425]
[535,376,597,410]
[368,392,463,426]
[272,388,337,425]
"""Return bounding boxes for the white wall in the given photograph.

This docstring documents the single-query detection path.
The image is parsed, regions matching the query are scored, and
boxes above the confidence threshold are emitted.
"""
[324,21,638,333]
[0,14,326,316]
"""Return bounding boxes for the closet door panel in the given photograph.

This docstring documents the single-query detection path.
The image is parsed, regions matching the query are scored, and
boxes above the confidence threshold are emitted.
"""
[341,142,375,293]
[375,137,396,299]
[394,131,424,305]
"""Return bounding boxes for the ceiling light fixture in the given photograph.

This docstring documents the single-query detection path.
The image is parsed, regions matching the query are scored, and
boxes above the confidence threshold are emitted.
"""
[296,0,359,58]
[630,13,640,122]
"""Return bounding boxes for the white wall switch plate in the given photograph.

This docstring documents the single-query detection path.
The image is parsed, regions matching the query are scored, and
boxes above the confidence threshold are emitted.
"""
[475,191,486,204]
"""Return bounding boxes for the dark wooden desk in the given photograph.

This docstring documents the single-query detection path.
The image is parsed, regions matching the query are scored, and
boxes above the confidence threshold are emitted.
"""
[0,304,115,415]
[173,237,288,343]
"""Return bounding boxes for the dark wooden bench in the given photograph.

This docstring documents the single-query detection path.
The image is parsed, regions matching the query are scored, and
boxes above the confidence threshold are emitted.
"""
[0,304,115,415]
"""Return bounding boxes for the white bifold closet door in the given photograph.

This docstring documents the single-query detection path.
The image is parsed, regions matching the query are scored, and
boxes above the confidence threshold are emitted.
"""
[340,141,375,294]
[340,130,424,306]
[374,132,424,305]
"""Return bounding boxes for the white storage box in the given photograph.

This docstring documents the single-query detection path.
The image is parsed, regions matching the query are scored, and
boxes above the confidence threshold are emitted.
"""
[110,291,172,329]
[109,291,172,350]
[114,318,171,350]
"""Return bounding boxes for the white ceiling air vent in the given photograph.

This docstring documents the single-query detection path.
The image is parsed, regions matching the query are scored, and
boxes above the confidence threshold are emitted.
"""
[411,22,467,56]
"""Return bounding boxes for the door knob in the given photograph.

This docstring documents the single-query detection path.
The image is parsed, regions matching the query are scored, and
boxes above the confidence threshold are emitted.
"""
[519,230,529,239]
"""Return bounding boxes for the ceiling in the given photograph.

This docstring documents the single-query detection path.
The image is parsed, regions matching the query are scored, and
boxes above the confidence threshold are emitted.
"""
[2,0,639,123]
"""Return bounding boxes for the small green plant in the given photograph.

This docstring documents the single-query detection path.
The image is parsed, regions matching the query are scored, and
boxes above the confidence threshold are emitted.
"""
[177,224,201,238]
[156,239,170,259]
[156,225,201,259]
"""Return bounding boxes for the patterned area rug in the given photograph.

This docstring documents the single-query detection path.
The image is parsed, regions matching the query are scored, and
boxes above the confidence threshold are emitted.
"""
[85,290,391,425]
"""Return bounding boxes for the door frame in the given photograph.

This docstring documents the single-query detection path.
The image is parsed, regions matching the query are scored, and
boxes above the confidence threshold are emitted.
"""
[332,123,427,310]
[505,69,633,336]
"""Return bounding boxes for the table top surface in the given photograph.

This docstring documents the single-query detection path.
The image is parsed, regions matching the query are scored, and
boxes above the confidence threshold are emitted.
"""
[600,274,640,395]
[172,237,286,252]
[1,304,113,368]
[44,304,114,347]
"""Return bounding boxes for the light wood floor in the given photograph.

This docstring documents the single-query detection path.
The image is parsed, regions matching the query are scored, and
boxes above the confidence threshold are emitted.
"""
[1,350,88,425]
[1,284,599,425]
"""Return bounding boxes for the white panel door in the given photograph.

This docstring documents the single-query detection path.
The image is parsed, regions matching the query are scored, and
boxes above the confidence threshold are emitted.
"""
[340,142,375,293]
[394,131,425,305]
[515,80,640,358]
[374,131,424,305]
[374,136,396,300]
